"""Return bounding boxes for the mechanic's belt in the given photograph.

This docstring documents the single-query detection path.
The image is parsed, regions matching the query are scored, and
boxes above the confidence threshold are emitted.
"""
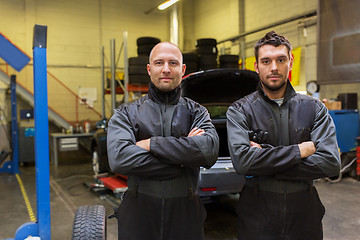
[127,178,194,199]
[245,177,313,194]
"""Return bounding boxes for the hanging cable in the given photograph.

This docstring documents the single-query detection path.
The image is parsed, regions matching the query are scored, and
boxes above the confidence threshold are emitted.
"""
[325,157,357,183]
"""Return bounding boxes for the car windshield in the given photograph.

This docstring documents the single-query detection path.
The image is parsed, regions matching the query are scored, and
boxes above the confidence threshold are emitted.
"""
[205,104,229,119]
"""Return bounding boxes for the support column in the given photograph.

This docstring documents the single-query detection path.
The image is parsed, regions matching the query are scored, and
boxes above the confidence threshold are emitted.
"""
[170,5,179,45]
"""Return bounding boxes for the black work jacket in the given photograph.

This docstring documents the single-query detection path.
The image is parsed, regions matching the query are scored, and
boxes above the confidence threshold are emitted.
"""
[107,82,219,186]
[227,80,340,180]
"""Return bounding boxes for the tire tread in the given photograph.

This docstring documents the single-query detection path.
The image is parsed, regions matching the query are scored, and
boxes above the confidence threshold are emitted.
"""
[72,205,106,240]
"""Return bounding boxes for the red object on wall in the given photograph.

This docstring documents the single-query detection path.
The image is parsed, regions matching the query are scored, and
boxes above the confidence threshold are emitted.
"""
[356,137,360,181]
[357,146,360,181]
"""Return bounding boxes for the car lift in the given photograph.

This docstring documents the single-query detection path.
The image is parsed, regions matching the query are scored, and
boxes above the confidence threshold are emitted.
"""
[0,75,19,174]
[97,174,128,197]
[6,24,51,240]
[87,174,128,206]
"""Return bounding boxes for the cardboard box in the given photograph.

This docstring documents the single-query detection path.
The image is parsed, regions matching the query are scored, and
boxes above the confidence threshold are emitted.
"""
[324,101,342,110]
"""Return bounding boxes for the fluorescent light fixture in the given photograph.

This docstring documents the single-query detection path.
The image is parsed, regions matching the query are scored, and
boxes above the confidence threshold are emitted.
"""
[158,0,179,10]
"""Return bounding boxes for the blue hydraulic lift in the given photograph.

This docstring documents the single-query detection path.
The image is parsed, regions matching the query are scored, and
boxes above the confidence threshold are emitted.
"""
[6,24,51,240]
[0,75,20,174]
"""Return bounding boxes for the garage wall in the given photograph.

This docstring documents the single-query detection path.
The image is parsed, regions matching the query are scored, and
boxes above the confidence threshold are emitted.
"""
[187,0,360,102]
[0,0,169,123]
[193,0,240,43]
[245,0,317,91]
[186,0,317,92]
[1,0,359,128]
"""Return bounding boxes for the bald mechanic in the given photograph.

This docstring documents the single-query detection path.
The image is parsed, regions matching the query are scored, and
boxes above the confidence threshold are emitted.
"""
[227,31,340,239]
[107,42,219,240]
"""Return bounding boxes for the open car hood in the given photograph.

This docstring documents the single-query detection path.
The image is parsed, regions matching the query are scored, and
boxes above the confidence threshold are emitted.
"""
[181,68,259,105]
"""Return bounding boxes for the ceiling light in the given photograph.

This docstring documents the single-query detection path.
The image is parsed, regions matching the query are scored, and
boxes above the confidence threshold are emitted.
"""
[158,0,179,10]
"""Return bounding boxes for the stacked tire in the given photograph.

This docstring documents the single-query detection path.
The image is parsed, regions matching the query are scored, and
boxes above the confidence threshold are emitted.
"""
[136,37,160,56]
[196,38,218,70]
[219,55,239,69]
[129,37,160,85]
[183,52,198,76]
[128,56,149,84]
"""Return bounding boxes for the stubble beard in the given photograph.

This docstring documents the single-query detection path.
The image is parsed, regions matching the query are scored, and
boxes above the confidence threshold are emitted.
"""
[260,72,287,92]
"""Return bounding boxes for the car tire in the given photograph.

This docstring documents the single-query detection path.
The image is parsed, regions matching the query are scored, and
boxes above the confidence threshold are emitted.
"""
[219,63,239,68]
[183,52,198,62]
[92,146,110,176]
[128,56,149,66]
[129,65,147,75]
[219,54,239,63]
[137,37,161,46]
[184,60,198,69]
[137,44,156,56]
[196,46,218,55]
[196,38,217,47]
[198,55,218,66]
[72,205,106,240]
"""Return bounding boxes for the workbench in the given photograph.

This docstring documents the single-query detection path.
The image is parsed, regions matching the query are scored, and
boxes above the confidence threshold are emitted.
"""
[50,132,93,167]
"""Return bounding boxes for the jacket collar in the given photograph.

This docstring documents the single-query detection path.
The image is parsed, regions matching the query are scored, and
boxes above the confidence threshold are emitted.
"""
[257,79,297,104]
[148,81,181,105]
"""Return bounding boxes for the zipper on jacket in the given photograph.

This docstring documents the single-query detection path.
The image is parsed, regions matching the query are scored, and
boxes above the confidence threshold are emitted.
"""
[165,95,168,112]
[161,104,166,136]
[160,95,168,136]
[278,106,282,145]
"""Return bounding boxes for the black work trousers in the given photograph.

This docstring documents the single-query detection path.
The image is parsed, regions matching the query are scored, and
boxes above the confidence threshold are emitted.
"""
[236,186,325,240]
[114,190,207,240]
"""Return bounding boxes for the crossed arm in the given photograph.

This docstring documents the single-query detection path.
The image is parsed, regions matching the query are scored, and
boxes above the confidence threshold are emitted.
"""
[136,127,205,151]
[108,105,219,179]
[251,140,316,158]
[228,103,340,179]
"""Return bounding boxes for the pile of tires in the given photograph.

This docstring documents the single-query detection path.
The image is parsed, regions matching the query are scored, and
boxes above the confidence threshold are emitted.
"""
[136,37,160,56]
[219,54,239,68]
[128,55,149,84]
[183,52,198,76]
[129,37,160,84]
[196,38,218,70]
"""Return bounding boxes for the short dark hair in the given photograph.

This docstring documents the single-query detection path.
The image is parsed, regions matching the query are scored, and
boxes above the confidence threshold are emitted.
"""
[254,31,292,62]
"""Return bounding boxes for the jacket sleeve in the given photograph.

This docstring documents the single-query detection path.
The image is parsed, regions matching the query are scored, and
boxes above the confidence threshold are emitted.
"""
[227,105,302,176]
[276,102,341,180]
[149,105,219,168]
[107,107,182,180]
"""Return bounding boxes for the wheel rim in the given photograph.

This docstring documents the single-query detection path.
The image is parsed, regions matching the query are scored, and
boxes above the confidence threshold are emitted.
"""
[92,150,100,175]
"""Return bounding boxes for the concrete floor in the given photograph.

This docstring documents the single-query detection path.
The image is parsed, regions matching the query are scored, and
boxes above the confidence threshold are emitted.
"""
[0,153,360,240]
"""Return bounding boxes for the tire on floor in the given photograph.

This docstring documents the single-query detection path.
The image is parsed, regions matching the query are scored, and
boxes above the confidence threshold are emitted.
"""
[72,205,107,240]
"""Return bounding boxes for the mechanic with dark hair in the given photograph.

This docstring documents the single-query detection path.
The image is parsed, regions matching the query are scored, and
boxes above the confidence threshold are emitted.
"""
[227,31,341,239]
[107,42,219,240]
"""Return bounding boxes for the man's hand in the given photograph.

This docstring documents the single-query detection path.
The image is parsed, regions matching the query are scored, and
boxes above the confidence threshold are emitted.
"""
[136,138,150,151]
[188,127,205,137]
[298,141,315,158]
[250,141,262,149]
[249,130,268,144]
